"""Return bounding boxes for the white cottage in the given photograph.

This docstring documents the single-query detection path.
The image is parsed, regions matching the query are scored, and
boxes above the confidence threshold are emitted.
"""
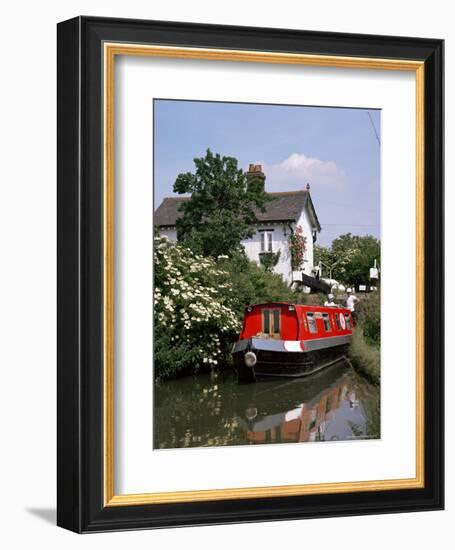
[154,164,324,289]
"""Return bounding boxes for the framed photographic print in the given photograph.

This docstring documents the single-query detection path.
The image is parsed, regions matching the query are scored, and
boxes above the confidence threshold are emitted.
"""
[57,16,444,532]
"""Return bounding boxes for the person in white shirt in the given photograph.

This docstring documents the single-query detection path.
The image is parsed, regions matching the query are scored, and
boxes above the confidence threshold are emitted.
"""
[345,290,359,320]
[324,293,336,307]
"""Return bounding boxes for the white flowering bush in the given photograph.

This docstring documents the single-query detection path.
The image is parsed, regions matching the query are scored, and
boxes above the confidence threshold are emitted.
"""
[154,235,241,379]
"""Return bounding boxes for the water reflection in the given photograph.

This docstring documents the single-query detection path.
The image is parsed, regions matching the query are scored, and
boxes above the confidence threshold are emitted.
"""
[154,360,380,449]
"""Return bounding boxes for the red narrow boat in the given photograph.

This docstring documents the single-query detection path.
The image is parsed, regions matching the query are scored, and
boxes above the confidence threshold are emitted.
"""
[232,302,354,382]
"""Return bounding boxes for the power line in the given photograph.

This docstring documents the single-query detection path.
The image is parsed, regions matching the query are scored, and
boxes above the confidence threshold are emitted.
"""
[366,111,381,146]
[322,223,380,227]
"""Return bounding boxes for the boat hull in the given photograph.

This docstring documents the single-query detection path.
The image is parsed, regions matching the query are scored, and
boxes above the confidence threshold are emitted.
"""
[233,336,351,382]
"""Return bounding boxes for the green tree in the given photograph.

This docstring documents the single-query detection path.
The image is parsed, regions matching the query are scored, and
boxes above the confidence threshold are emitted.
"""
[173,149,269,257]
[216,252,297,316]
[313,243,335,267]
[314,234,380,287]
[259,250,281,272]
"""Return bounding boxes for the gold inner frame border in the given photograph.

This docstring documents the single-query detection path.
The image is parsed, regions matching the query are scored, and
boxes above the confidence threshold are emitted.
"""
[103,43,425,507]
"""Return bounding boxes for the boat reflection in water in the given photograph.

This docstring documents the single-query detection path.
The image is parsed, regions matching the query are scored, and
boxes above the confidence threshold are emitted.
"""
[241,363,368,444]
[154,360,379,449]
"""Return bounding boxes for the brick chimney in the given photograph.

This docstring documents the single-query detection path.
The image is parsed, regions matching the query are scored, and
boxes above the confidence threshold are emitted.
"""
[246,163,266,190]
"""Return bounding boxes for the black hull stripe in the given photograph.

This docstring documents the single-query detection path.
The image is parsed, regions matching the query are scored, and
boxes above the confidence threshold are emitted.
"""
[254,356,349,378]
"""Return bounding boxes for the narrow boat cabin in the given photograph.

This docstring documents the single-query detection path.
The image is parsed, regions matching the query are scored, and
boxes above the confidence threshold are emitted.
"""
[239,302,354,343]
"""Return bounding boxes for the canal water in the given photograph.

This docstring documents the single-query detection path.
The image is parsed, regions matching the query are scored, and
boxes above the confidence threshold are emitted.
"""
[154,360,380,449]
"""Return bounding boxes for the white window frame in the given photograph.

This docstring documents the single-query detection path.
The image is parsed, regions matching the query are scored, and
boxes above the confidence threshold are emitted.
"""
[260,230,273,253]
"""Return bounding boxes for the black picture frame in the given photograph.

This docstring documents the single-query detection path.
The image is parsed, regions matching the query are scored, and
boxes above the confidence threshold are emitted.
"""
[57,16,444,533]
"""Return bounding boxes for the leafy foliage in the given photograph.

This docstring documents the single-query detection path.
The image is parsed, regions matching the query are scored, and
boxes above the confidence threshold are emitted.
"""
[259,250,281,272]
[356,291,381,347]
[216,252,297,316]
[313,243,333,269]
[314,233,380,287]
[154,235,240,380]
[173,149,270,258]
[348,291,381,385]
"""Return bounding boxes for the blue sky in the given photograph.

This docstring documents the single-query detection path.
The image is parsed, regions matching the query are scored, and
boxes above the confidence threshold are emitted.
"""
[154,99,380,247]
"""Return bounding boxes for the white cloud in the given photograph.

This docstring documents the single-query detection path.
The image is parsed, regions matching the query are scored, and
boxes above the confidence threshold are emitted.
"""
[258,153,345,191]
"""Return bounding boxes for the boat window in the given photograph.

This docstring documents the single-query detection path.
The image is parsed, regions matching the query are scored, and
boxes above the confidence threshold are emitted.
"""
[335,313,341,330]
[322,313,331,332]
[263,311,270,333]
[273,309,280,331]
[301,312,308,332]
[306,312,318,334]
[344,314,352,330]
[262,308,281,338]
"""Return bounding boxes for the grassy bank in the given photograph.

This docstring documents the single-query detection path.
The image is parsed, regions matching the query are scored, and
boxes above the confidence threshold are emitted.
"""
[348,327,380,385]
[348,292,381,385]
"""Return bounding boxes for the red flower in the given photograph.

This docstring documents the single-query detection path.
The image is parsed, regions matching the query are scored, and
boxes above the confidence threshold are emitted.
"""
[288,225,307,271]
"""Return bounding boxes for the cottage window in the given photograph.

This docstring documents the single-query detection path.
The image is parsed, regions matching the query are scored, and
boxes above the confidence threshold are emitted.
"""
[260,231,273,253]
[322,313,332,332]
[306,313,318,334]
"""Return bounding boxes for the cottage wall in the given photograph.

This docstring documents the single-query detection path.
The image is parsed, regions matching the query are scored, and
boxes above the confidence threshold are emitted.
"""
[156,207,316,285]
[159,228,177,241]
[240,208,315,284]
[240,224,293,284]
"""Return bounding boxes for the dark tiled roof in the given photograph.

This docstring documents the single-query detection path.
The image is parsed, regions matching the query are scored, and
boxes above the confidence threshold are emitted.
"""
[154,191,321,231]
